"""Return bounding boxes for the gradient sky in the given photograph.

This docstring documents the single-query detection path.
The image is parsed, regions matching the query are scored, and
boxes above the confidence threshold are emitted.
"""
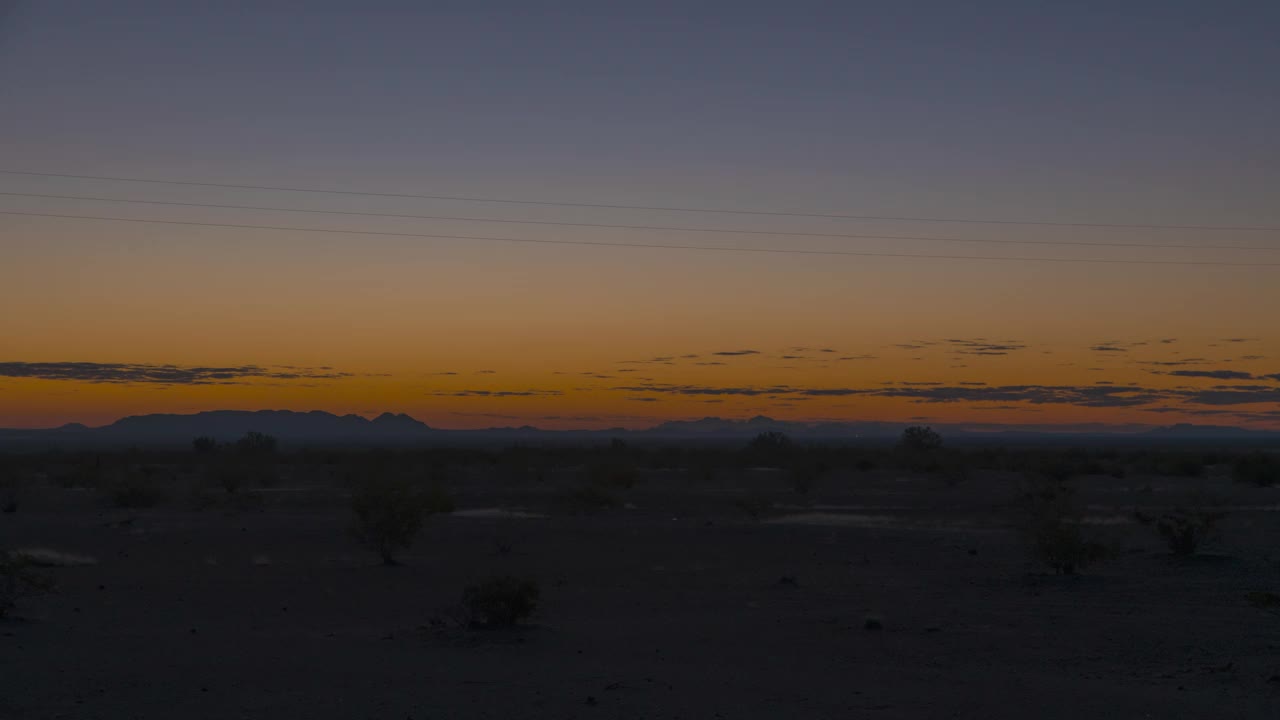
[2,1,1279,430]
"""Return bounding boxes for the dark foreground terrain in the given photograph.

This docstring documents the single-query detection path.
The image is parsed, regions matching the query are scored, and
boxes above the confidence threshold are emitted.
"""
[3,448,1279,718]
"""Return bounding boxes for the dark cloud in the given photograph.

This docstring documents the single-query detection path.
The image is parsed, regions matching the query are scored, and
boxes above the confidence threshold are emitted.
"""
[0,361,352,385]
[711,349,761,356]
[430,389,563,398]
[1159,338,1178,344]
[1180,388,1280,406]
[944,339,1027,355]
[836,355,876,361]
[449,411,522,420]
[1223,338,1258,343]
[1264,373,1280,382]
[474,370,497,375]
[1241,355,1266,361]
[1090,345,1128,352]
[1136,359,1208,367]
[694,362,727,366]
[1164,369,1255,380]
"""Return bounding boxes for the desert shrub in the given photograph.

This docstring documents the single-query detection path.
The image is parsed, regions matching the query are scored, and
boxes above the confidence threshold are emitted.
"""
[586,460,637,489]
[350,475,454,565]
[103,467,169,508]
[1132,451,1205,478]
[734,495,776,521]
[1247,591,1280,615]
[206,458,275,497]
[744,431,794,467]
[1233,452,1280,487]
[900,426,943,453]
[0,552,56,619]
[461,576,540,627]
[1134,505,1226,556]
[235,431,278,456]
[1016,478,1109,575]
[0,463,28,513]
[559,483,622,512]
[788,459,828,494]
[934,451,971,487]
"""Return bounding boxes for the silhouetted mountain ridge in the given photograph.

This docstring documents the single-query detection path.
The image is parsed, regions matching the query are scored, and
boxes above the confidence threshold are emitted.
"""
[0,411,1276,448]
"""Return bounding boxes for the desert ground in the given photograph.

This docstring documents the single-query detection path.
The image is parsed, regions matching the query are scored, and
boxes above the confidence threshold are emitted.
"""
[3,452,1279,719]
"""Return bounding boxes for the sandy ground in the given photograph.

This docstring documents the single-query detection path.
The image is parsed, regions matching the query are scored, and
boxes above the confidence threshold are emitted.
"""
[3,468,1279,719]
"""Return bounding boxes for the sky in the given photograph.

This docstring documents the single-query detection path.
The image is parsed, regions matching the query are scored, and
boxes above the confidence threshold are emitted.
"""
[2,0,1279,430]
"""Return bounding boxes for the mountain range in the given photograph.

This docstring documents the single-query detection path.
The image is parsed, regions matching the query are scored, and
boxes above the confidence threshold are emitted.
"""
[0,410,1277,449]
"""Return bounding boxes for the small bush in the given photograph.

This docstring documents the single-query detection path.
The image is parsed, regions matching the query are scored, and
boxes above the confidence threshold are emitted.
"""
[0,465,29,513]
[350,476,454,565]
[559,484,622,512]
[734,495,776,521]
[1247,591,1280,615]
[461,576,540,628]
[1233,452,1280,487]
[1134,505,1226,556]
[788,460,828,495]
[0,552,56,619]
[744,431,794,467]
[1016,478,1109,575]
[103,468,168,508]
[587,461,637,489]
[235,431,278,456]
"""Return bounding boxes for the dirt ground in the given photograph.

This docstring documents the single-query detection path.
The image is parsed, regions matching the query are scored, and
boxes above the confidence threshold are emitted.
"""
[3,466,1279,719]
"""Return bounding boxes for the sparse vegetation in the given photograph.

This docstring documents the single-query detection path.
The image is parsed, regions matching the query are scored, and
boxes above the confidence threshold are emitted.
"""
[349,474,454,565]
[1247,591,1280,615]
[0,551,57,619]
[0,462,28,513]
[559,483,622,512]
[744,431,794,467]
[461,576,540,628]
[734,494,776,521]
[1134,504,1226,556]
[104,467,169,508]
[1016,476,1109,575]
[1233,452,1280,487]
[788,459,828,494]
[236,431,278,456]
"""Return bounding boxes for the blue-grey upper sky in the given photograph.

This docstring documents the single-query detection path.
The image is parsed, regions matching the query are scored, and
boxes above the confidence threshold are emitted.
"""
[3,0,1278,223]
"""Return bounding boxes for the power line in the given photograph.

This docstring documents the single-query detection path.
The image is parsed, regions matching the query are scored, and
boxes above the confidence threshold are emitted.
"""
[3,191,1276,252]
[4,210,1276,267]
[2,169,1276,232]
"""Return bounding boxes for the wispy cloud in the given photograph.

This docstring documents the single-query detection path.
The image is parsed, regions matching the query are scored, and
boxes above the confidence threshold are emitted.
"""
[0,361,352,385]
[1163,369,1255,380]
[430,389,563,398]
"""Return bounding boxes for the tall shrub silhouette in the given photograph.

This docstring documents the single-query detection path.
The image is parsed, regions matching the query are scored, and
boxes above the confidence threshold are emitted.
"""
[744,431,794,467]
[350,474,454,565]
[1016,476,1108,575]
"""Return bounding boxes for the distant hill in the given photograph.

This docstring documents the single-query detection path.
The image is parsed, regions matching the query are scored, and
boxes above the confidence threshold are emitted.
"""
[0,411,1276,449]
